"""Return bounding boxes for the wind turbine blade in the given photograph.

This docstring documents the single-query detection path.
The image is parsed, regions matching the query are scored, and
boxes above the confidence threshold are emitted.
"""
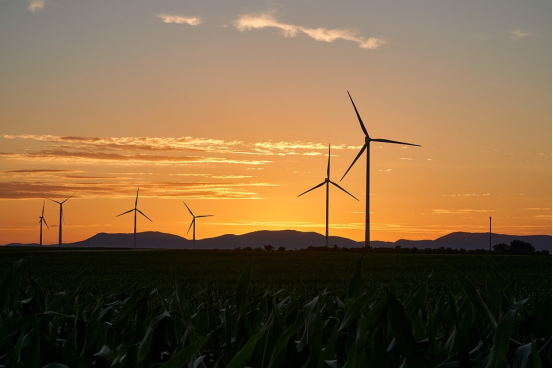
[297,181,326,197]
[43,218,49,229]
[47,198,62,204]
[329,181,359,201]
[62,192,77,204]
[196,215,214,218]
[327,144,331,179]
[42,201,45,216]
[347,91,369,137]
[137,209,153,222]
[187,219,195,234]
[183,201,195,217]
[116,209,134,217]
[372,138,421,147]
[62,211,66,225]
[135,188,139,208]
[340,143,367,181]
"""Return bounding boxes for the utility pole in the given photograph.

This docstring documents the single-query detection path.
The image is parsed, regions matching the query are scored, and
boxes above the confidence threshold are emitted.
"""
[489,216,492,251]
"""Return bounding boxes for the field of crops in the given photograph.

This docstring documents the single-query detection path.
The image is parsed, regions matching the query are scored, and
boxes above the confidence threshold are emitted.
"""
[0,248,550,367]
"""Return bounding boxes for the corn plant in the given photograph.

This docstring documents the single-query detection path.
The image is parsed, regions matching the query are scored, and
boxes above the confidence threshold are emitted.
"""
[0,255,550,367]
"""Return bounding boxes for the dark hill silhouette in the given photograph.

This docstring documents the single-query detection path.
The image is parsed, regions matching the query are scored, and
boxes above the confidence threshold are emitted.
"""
[4,230,551,252]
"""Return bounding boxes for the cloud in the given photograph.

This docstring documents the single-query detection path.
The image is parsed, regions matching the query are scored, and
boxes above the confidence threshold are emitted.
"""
[0,149,270,166]
[158,14,202,26]
[2,134,361,158]
[0,180,276,200]
[510,28,531,40]
[432,209,495,214]
[234,13,385,50]
[2,169,78,174]
[28,0,44,13]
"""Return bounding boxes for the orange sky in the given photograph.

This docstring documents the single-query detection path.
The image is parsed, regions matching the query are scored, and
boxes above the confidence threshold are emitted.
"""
[0,1,551,245]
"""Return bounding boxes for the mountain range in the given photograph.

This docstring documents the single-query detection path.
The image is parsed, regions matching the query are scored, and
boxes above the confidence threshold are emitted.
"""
[5,230,552,252]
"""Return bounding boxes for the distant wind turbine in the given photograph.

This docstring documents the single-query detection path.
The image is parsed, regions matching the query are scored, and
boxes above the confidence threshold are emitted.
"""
[38,200,49,246]
[298,144,358,247]
[116,188,152,248]
[47,192,76,246]
[183,202,213,250]
[341,91,421,248]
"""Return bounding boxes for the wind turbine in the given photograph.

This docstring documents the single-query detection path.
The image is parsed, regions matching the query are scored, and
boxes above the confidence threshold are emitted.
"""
[341,91,421,248]
[116,188,152,249]
[183,202,213,250]
[38,200,49,246]
[47,192,76,246]
[298,144,358,247]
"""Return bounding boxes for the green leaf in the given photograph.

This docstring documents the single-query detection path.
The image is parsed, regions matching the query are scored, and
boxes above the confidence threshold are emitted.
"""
[447,264,497,329]
[22,318,41,368]
[486,309,516,367]
[530,336,542,368]
[137,311,171,362]
[228,325,269,367]
[484,258,507,319]
[339,287,377,331]
[94,345,115,362]
[404,278,429,320]
[236,262,252,319]
[161,336,208,368]
[348,253,365,301]
[514,341,533,368]
[268,315,307,368]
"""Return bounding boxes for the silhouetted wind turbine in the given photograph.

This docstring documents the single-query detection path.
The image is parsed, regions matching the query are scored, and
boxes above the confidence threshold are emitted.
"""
[298,144,358,247]
[183,202,213,250]
[47,192,76,246]
[38,200,49,246]
[116,188,152,248]
[341,91,421,248]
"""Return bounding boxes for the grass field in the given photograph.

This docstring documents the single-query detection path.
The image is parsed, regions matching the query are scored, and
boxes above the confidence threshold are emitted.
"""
[0,247,549,305]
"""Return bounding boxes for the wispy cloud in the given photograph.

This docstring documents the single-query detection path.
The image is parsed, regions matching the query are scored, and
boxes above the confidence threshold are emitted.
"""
[432,209,495,214]
[234,13,385,50]
[0,181,276,200]
[2,134,361,158]
[0,150,270,166]
[2,169,78,174]
[510,28,531,40]
[158,14,202,26]
[28,0,44,13]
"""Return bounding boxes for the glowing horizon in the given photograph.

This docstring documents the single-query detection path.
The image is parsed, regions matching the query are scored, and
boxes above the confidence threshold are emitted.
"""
[0,1,550,245]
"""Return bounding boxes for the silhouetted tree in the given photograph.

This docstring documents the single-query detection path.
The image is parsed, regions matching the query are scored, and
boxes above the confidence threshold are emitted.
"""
[277,246,286,252]
[509,239,535,255]
[263,245,274,252]
[493,243,509,253]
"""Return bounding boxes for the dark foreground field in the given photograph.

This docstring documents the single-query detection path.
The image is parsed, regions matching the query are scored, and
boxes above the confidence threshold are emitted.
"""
[0,248,550,302]
[0,247,550,367]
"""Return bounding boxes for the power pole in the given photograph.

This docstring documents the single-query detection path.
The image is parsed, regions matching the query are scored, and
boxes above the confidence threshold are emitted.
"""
[489,216,492,251]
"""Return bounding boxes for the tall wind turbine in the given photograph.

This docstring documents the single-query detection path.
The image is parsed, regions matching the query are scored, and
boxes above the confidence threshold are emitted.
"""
[341,91,421,248]
[298,144,358,247]
[47,192,76,246]
[38,200,49,246]
[116,188,152,248]
[183,202,213,250]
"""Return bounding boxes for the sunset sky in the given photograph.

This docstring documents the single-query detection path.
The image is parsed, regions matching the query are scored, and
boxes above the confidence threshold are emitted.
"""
[1,0,551,245]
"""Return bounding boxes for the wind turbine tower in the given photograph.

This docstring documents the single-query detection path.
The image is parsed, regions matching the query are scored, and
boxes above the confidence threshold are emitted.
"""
[47,192,76,246]
[116,188,152,248]
[38,200,49,246]
[298,144,358,247]
[341,91,421,248]
[183,202,213,250]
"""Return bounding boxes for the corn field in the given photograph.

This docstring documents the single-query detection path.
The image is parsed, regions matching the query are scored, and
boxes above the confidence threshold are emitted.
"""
[0,255,550,367]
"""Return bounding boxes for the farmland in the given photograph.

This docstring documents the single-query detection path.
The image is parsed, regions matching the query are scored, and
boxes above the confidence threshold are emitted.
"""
[0,248,550,302]
[0,247,550,367]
